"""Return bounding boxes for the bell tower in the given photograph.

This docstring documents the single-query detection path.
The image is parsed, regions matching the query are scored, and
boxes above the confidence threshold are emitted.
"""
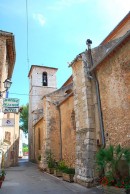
[28,65,58,160]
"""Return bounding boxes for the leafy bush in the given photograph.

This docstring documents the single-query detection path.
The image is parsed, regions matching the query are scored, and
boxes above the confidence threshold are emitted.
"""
[96,145,130,189]
[62,167,75,174]
[22,146,28,153]
[0,169,6,177]
[57,160,68,171]
[38,155,41,161]
[46,150,56,168]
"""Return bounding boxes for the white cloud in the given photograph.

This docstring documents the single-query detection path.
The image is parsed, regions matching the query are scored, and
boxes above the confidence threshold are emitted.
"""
[48,0,88,11]
[33,13,46,26]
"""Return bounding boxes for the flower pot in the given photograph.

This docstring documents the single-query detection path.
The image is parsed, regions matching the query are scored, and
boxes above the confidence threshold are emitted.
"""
[38,161,44,171]
[62,173,74,182]
[1,176,5,181]
[0,180,3,188]
[103,186,130,194]
[54,169,62,177]
[47,168,54,174]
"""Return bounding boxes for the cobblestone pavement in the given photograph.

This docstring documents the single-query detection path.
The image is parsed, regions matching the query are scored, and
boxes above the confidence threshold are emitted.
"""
[0,159,103,194]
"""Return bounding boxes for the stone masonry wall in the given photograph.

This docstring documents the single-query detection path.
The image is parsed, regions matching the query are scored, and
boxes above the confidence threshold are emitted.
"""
[48,101,60,161]
[34,118,43,163]
[71,59,97,187]
[28,66,57,161]
[96,39,130,147]
[60,95,76,167]
[41,97,60,168]
[0,36,19,168]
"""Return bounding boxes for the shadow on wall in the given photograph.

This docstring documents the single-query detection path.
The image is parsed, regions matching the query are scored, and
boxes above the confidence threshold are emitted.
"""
[1,137,20,168]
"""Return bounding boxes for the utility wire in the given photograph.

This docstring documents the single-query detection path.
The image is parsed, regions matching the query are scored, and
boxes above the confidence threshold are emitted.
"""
[9,92,66,97]
[9,93,42,96]
[26,0,30,71]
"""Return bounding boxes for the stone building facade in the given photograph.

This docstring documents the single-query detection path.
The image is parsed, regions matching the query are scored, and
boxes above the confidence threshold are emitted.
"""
[95,32,130,147]
[28,65,58,161]
[68,12,130,186]
[0,30,19,167]
[28,12,130,187]
[31,77,76,168]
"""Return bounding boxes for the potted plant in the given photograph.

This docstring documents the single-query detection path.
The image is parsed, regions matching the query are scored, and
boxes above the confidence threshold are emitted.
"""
[96,145,130,194]
[46,150,56,174]
[37,155,43,171]
[54,160,67,177]
[62,167,75,182]
[0,169,6,181]
[0,176,3,189]
[38,155,41,162]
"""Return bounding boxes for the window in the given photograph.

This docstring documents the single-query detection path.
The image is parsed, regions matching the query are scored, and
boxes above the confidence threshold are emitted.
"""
[42,72,48,86]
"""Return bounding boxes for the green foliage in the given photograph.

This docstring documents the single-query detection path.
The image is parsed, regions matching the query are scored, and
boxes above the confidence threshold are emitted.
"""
[56,160,68,171]
[38,155,41,161]
[46,150,56,168]
[55,160,75,174]
[22,146,28,153]
[20,103,29,134]
[0,169,6,177]
[96,145,130,189]
[62,167,75,174]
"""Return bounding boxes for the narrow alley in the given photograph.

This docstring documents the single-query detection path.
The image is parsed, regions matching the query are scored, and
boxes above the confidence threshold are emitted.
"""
[0,159,103,194]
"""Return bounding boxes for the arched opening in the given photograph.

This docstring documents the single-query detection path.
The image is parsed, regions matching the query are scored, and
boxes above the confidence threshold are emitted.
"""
[42,72,48,86]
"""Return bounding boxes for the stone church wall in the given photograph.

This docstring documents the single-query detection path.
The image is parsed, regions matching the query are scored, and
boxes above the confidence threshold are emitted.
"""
[96,37,130,147]
[60,94,76,167]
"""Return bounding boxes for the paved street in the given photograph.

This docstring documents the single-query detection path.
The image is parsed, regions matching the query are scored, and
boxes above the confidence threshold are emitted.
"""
[1,159,103,194]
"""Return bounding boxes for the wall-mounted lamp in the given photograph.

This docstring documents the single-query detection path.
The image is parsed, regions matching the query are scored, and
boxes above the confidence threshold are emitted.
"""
[0,78,12,97]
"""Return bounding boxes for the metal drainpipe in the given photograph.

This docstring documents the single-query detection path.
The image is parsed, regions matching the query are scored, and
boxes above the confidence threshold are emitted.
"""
[57,106,62,160]
[86,39,105,148]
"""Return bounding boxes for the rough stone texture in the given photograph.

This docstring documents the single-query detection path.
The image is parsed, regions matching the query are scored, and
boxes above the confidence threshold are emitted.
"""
[0,33,19,168]
[28,16,130,188]
[60,94,76,167]
[103,186,128,194]
[28,66,57,161]
[3,113,20,167]
[96,37,130,147]
[34,118,43,163]
[71,59,97,186]
[41,83,75,168]
[44,98,60,162]
[33,81,76,169]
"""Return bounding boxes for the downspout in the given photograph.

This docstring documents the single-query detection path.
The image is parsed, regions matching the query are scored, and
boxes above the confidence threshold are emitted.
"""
[86,39,105,148]
[57,105,62,160]
[33,127,36,161]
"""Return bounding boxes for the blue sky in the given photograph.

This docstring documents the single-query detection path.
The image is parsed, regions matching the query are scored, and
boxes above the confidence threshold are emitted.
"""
[0,0,129,106]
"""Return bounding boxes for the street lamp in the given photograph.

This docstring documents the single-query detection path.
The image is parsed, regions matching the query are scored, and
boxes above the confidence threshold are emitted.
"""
[3,78,12,90]
[0,78,12,97]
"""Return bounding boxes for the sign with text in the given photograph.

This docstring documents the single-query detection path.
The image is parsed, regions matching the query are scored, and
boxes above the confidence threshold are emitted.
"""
[3,98,19,108]
[2,118,15,127]
[3,107,19,113]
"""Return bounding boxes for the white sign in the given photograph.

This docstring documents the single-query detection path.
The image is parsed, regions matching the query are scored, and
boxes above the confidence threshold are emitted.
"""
[2,118,15,127]
[3,107,19,113]
[3,98,19,108]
